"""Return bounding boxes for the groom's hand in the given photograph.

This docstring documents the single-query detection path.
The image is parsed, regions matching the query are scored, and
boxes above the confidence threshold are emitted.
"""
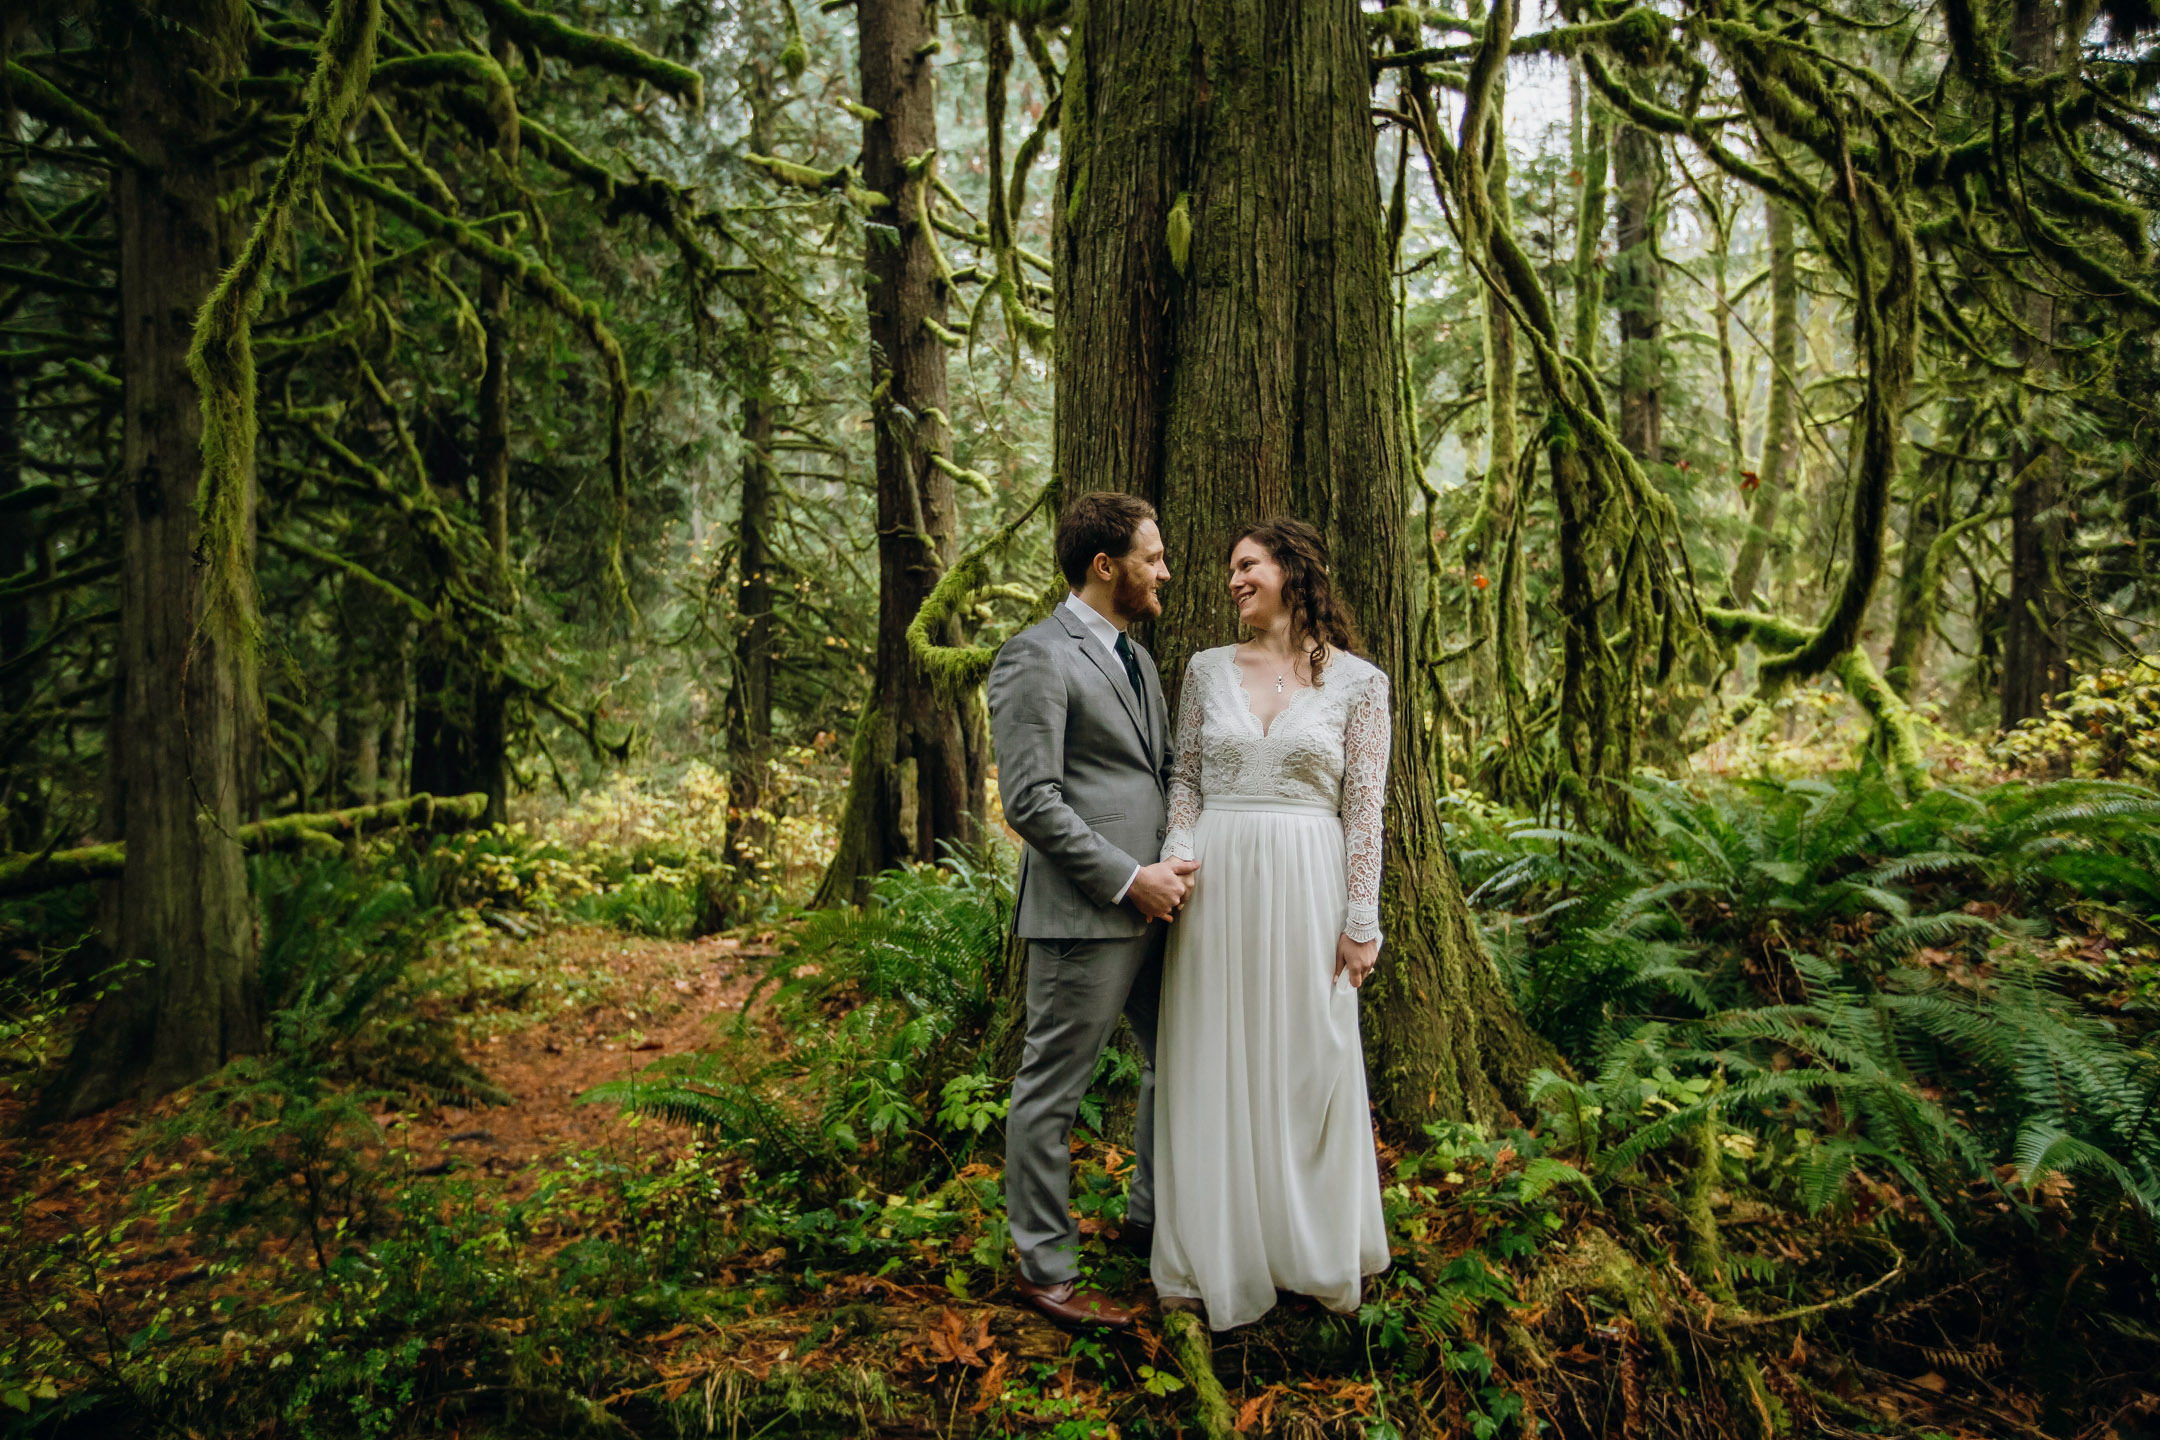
[1129,858,1199,922]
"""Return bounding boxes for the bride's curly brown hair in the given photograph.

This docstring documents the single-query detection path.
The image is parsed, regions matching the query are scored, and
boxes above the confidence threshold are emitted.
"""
[1229,517,1365,686]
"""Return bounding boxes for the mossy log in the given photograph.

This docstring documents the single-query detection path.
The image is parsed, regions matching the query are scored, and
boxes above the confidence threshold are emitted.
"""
[0,792,489,898]
[1161,1310,1236,1440]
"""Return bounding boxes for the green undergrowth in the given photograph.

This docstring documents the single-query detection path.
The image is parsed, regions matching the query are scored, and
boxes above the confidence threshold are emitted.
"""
[5,774,2157,1437]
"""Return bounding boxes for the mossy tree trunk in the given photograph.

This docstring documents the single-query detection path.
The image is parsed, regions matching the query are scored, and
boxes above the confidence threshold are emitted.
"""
[1612,122,1663,468]
[41,0,260,1121]
[1057,0,1551,1125]
[720,74,780,926]
[1464,0,1524,718]
[472,26,517,827]
[818,0,988,905]
[1884,405,1966,697]
[1999,0,2069,728]
[1727,199,1798,609]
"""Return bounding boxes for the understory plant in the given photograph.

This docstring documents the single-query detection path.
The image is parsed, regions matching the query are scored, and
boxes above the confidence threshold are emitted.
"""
[1459,772,2160,1384]
[586,844,1017,1205]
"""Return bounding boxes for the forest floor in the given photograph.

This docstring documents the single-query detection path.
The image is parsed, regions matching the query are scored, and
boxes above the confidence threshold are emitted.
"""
[1,923,1181,1436]
[5,912,2109,1439]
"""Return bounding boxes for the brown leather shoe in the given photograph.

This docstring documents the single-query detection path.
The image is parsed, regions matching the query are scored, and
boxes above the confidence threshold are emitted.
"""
[1012,1274,1135,1329]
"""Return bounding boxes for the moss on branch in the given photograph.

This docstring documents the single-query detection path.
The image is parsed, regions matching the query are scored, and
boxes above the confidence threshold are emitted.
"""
[189,0,383,709]
[326,158,637,616]
[1704,607,1929,795]
[741,152,890,212]
[471,0,702,108]
[371,52,518,149]
[905,478,1058,701]
[4,61,148,170]
[0,794,490,898]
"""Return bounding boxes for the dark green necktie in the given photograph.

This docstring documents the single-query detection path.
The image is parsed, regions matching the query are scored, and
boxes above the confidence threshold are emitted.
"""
[1114,633,1149,731]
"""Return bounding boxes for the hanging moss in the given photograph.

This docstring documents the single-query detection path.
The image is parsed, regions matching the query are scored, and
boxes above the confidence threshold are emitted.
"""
[473,0,702,108]
[189,0,382,702]
[905,477,1059,701]
[1705,608,1930,796]
[371,52,518,149]
[327,159,639,618]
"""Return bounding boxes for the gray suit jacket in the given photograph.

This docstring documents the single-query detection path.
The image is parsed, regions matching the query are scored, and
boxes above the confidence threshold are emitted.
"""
[988,606,1172,940]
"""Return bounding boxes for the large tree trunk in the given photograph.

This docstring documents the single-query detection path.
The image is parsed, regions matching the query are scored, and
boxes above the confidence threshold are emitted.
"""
[1,71,40,854]
[1611,122,1663,466]
[1884,407,1965,697]
[2000,0,2069,728]
[1058,0,1551,1125]
[1464,13,1523,716]
[718,73,779,927]
[1727,199,1798,608]
[471,31,516,827]
[817,0,988,905]
[41,3,259,1121]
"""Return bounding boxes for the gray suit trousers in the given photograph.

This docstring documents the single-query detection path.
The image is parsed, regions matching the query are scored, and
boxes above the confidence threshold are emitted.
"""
[1006,928,1163,1285]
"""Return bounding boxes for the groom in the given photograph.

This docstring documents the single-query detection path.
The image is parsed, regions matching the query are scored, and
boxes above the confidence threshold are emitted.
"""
[987,492,1199,1330]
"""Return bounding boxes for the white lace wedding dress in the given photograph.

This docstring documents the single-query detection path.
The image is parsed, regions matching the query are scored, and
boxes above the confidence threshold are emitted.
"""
[1150,644,1391,1330]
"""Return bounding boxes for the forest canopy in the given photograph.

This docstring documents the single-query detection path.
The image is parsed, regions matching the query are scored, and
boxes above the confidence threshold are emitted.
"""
[2,0,2158,1433]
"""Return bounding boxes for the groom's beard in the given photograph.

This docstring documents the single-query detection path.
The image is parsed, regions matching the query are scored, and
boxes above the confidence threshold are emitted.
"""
[1111,565,1162,624]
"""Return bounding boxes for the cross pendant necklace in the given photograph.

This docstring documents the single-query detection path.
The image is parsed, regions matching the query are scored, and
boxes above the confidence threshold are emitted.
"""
[1275,672,1287,694]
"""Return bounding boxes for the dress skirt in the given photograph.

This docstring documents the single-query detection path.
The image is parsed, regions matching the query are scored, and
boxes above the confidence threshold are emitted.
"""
[1151,796,1390,1330]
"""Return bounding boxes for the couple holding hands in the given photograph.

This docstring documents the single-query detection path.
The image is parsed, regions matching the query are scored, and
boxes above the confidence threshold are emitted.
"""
[989,493,1392,1333]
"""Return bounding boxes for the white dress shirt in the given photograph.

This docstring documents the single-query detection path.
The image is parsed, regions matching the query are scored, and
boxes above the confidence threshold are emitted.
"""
[1061,593,1143,905]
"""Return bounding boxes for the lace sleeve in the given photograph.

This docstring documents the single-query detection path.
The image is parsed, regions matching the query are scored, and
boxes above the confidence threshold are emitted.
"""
[1340,666,1391,944]
[1160,654,1208,862]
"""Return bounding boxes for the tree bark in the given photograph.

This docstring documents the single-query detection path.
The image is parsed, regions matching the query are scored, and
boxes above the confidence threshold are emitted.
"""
[1464,9,1524,717]
[1057,0,1551,1125]
[719,75,780,927]
[817,0,988,905]
[1612,122,1663,466]
[2000,0,2069,728]
[1884,414,1963,697]
[1727,199,1798,608]
[472,32,516,826]
[41,1,260,1121]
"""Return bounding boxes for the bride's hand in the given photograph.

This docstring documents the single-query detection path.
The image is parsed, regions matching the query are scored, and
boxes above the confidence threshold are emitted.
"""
[1335,934,1380,989]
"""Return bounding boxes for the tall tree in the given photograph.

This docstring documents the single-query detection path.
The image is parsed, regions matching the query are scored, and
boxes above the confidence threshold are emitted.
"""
[1056,0,1550,1124]
[42,0,269,1119]
[1727,199,1798,609]
[1611,122,1663,466]
[1998,0,2069,726]
[817,0,988,904]
[718,67,782,926]
[1462,0,1524,719]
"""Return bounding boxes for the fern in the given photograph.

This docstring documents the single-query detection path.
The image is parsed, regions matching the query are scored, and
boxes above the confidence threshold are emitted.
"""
[585,844,1017,1194]
[1476,769,2160,1236]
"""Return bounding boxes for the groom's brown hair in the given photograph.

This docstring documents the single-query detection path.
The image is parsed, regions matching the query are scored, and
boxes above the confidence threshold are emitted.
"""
[1055,492,1158,587]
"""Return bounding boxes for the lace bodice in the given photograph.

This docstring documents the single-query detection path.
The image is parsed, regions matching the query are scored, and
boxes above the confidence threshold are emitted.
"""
[1160,646,1391,943]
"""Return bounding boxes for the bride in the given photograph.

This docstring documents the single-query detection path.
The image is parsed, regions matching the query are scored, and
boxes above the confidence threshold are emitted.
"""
[1150,516,1391,1330]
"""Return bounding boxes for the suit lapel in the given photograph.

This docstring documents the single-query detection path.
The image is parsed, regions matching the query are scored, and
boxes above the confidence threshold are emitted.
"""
[1055,606,1151,750]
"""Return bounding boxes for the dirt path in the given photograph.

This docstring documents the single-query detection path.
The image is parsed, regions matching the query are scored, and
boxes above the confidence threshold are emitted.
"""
[386,926,779,1186]
[0,925,781,1273]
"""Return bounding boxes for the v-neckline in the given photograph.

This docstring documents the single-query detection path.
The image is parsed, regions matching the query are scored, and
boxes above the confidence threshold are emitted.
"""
[1228,651,1316,739]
